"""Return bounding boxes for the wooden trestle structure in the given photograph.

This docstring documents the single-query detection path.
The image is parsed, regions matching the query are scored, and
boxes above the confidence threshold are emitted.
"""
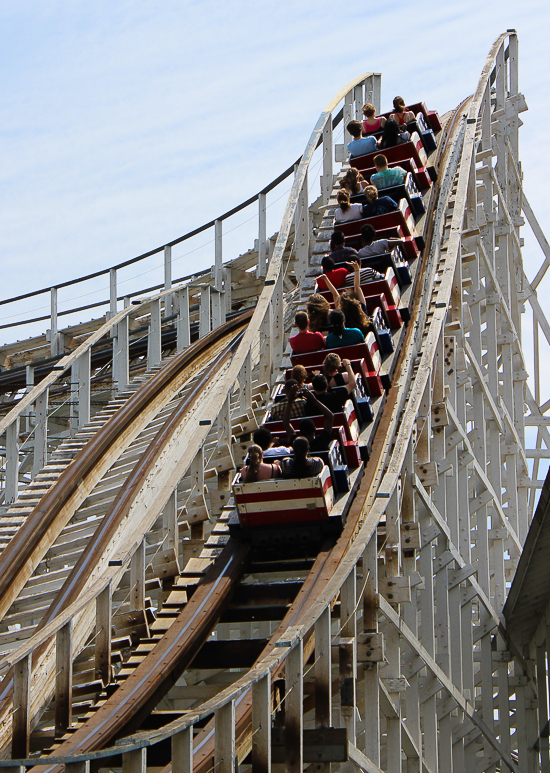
[0,29,549,773]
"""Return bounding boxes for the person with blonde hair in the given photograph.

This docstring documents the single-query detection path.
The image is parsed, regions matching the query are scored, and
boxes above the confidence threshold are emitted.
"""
[362,102,386,135]
[240,444,281,483]
[361,185,399,218]
[334,189,363,224]
[390,96,415,127]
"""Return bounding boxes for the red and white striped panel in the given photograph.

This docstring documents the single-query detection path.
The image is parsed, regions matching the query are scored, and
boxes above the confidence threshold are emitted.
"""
[366,332,382,375]
[410,131,428,167]
[399,199,416,237]
[233,466,334,527]
[385,268,401,306]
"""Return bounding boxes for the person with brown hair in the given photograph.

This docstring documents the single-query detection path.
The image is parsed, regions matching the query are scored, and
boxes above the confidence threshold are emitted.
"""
[390,96,415,127]
[346,120,377,158]
[370,155,407,191]
[291,364,308,387]
[334,189,364,224]
[306,293,331,332]
[362,102,386,135]
[240,444,281,482]
[319,259,383,307]
[289,311,325,354]
[340,167,367,196]
[325,309,365,349]
[361,185,399,218]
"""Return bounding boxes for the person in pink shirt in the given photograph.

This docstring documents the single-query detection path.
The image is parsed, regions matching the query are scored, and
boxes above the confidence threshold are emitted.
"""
[289,311,325,354]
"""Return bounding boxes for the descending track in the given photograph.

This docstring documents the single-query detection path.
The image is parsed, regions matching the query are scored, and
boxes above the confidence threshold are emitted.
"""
[0,31,547,773]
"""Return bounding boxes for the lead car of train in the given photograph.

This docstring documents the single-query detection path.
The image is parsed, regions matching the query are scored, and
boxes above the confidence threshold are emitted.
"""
[229,101,442,548]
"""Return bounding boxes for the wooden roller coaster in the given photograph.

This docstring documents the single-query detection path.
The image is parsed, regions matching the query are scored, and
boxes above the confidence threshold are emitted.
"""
[1,30,550,773]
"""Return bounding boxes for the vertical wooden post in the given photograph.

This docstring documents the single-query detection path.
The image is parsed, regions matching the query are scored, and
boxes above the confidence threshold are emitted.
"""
[215,700,235,773]
[321,117,333,205]
[199,285,211,338]
[259,304,273,388]
[315,607,332,728]
[211,288,225,329]
[148,298,162,369]
[172,727,193,773]
[295,173,309,284]
[65,762,90,773]
[363,534,380,765]
[239,350,252,412]
[272,270,284,365]
[95,582,112,685]
[214,220,223,291]
[340,567,357,746]
[163,490,178,552]
[164,245,172,290]
[176,287,190,351]
[354,84,363,119]
[223,267,232,314]
[55,619,73,737]
[5,418,19,503]
[33,388,48,477]
[76,350,91,429]
[257,193,267,278]
[252,673,271,773]
[114,315,129,393]
[122,748,146,773]
[12,653,31,759]
[25,365,34,435]
[285,640,303,773]
[130,541,146,612]
[372,73,382,115]
[50,286,59,356]
[343,90,354,146]
[110,268,117,317]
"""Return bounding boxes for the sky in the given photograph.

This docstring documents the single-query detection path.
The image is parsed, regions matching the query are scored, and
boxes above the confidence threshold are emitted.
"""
[1,0,550,349]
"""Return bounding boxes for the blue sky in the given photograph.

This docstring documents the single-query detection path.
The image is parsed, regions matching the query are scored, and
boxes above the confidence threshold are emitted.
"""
[1,1,549,339]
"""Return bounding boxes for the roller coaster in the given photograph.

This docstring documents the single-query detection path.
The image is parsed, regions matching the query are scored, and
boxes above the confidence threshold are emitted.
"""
[1,30,550,773]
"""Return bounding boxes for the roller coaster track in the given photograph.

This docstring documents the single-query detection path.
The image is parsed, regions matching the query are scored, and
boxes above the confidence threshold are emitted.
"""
[2,30,550,773]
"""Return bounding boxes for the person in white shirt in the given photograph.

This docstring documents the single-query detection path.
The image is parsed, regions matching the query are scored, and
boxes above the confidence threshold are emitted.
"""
[334,189,363,223]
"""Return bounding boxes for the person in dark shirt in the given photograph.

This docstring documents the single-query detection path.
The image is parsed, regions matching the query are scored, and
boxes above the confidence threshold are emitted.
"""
[326,230,359,264]
[305,374,348,415]
[280,436,324,479]
[283,382,334,452]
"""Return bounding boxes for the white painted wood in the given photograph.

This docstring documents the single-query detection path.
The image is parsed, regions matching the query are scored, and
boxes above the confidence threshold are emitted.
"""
[176,286,190,351]
[172,727,193,773]
[110,267,117,316]
[215,699,235,773]
[33,388,48,477]
[285,641,303,773]
[214,220,223,291]
[257,193,267,279]
[148,298,162,369]
[5,418,19,503]
[114,315,129,393]
[199,285,211,338]
[252,672,271,773]
[76,349,91,429]
[130,540,146,612]
[164,245,172,290]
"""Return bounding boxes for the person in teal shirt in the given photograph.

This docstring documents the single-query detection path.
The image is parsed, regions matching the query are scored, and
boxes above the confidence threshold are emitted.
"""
[325,309,365,348]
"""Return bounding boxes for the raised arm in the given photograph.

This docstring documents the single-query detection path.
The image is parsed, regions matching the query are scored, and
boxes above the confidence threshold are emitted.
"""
[342,358,357,393]
[318,273,340,305]
[282,383,299,442]
[303,390,334,435]
[350,261,366,304]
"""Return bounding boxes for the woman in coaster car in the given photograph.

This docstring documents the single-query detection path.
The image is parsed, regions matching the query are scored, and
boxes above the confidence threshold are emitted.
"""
[306,293,331,332]
[325,309,365,348]
[340,167,367,197]
[280,436,324,479]
[240,444,281,482]
[362,102,386,135]
[334,189,364,224]
[389,96,415,127]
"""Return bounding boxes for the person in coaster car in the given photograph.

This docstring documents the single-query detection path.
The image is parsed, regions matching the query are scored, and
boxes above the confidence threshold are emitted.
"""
[280,436,324,479]
[240,444,281,482]
[283,382,334,452]
[346,120,378,158]
[289,311,326,354]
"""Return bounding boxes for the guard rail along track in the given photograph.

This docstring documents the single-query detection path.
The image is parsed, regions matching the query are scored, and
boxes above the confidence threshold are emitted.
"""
[0,31,549,773]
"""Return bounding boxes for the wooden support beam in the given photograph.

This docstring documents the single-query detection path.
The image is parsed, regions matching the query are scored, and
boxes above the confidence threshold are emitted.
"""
[215,699,235,773]
[12,653,31,760]
[55,620,73,737]
[252,672,271,773]
[285,640,303,773]
[172,727,193,773]
[95,583,112,686]
[122,748,146,773]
